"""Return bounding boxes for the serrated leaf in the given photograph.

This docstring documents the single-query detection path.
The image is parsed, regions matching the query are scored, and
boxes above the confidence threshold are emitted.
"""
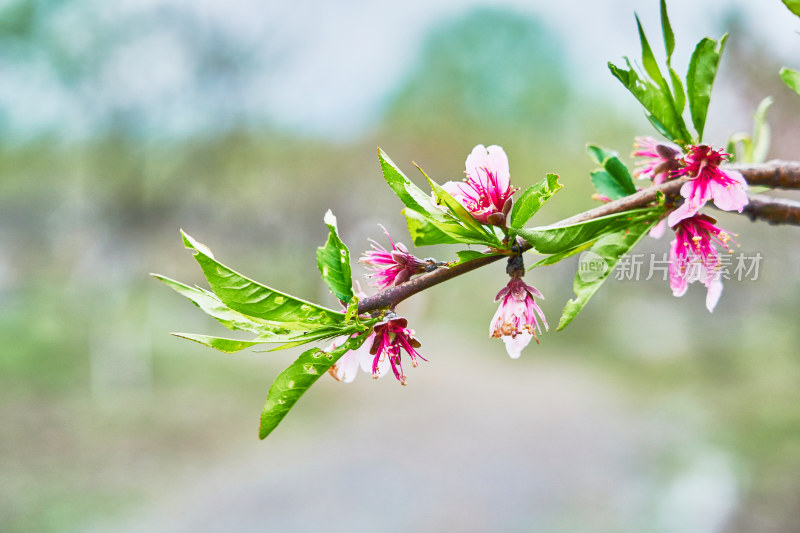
[557,218,658,331]
[378,148,448,221]
[645,112,672,140]
[182,231,345,329]
[686,35,728,142]
[259,332,371,439]
[404,208,463,246]
[380,150,494,246]
[636,14,665,86]
[172,333,267,353]
[517,208,662,255]
[427,176,498,244]
[532,239,597,268]
[153,274,288,334]
[780,68,800,96]
[586,146,636,200]
[781,0,800,18]
[508,174,562,229]
[660,0,675,63]
[262,324,363,351]
[316,210,353,303]
[455,250,498,264]
[609,60,689,143]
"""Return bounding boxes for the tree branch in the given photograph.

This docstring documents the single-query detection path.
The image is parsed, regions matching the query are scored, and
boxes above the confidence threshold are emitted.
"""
[358,160,800,314]
[737,194,800,226]
[729,160,800,190]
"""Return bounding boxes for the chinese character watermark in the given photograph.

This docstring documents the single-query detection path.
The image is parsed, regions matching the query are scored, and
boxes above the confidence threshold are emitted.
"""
[576,252,763,282]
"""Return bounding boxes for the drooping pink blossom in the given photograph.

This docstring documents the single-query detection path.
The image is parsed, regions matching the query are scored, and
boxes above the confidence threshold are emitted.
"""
[668,145,748,226]
[360,226,427,289]
[326,332,389,383]
[490,277,548,359]
[368,315,426,385]
[632,136,682,186]
[326,284,390,383]
[632,137,683,239]
[442,144,518,224]
[668,214,734,312]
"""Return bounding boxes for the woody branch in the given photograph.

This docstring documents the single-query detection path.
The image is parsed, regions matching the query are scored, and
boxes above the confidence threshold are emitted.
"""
[358,160,800,314]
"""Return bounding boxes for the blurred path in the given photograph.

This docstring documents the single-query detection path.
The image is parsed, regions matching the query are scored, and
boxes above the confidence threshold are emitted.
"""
[82,336,728,533]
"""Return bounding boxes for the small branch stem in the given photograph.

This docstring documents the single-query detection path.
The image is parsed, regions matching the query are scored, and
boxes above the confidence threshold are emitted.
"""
[358,160,800,314]
[736,194,800,226]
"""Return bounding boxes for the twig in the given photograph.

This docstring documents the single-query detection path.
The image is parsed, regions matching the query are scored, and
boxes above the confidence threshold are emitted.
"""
[737,194,800,226]
[358,160,800,314]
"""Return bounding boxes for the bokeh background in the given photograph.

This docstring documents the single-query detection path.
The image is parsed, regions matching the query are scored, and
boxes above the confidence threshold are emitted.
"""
[2,0,800,531]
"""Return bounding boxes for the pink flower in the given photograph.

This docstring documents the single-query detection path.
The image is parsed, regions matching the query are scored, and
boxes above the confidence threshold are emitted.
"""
[442,144,518,224]
[326,332,389,383]
[632,137,682,186]
[369,315,426,385]
[360,227,427,289]
[632,137,684,240]
[668,145,748,226]
[668,214,734,312]
[490,278,548,359]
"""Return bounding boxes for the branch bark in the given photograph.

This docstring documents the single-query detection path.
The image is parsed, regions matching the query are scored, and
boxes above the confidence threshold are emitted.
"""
[358,160,800,314]
[738,194,800,226]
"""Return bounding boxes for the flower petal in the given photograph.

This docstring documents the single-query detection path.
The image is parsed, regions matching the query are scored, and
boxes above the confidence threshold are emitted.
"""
[502,333,532,359]
[649,219,667,239]
[709,171,748,212]
[485,145,511,189]
[705,278,723,312]
[668,200,697,227]
[332,349,361,383]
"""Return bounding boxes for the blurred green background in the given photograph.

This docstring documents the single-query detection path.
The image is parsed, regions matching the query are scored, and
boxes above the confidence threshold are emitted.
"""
[1,0,799,532]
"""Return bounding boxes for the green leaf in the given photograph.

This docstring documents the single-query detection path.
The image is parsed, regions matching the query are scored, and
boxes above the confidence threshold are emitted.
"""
[752,96,773,164]
[182,231,345,329]
[508,173,562,229]
[780,68,800,96]
[261,324,366,352]
[725,137,739,162]
[172,333,267,353]
[378,148,447,221]
[586,145,637,200]
[609,59,688,143]
[316,210,354,303]
[427,176,497,244]
[557,218,658,331]
[153,274,288,335]
[259,332,370,439]
[686,35,728,142]
[403,208,463,246]
[636,14,665,85]
[669,67,686,115]
[531,239,597,268]
[379,150,495,246]
[660,0,675,63]
[517,208,662,255]
[781,0,800,18]
[344,296,360,322]
[455,250,499,264]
